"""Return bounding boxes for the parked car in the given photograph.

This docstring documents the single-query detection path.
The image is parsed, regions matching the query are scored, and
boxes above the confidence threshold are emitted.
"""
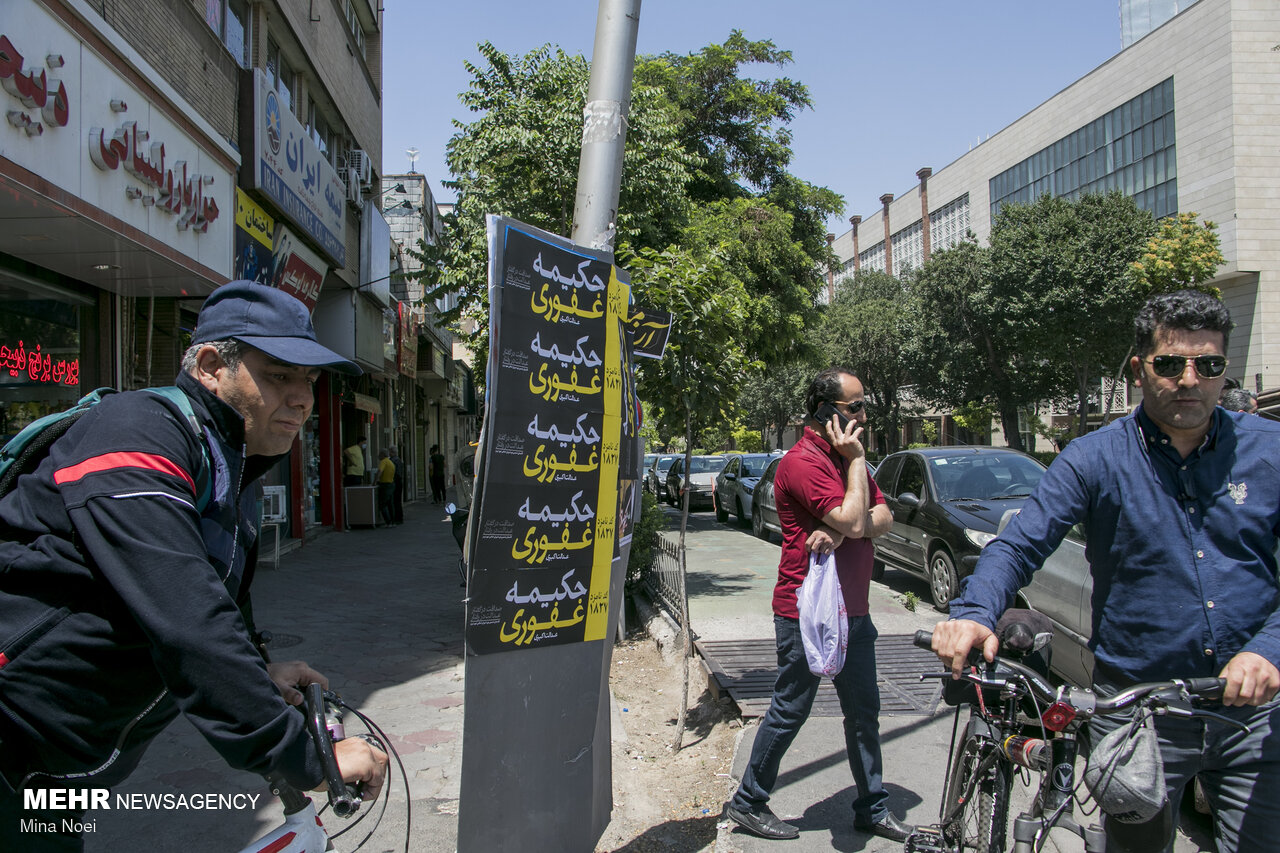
[1002,511,1094,686]
[751,455,878,543]
[872,446,1048,611]
[713,453,779,526]
[645,454,678,499]
[665,455,727,510]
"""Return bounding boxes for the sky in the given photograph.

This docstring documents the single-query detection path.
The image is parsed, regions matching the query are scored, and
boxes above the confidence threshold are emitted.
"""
[381,1,1125,234]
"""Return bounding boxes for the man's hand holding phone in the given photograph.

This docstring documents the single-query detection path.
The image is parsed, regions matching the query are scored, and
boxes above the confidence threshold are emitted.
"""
[816,402,865,461]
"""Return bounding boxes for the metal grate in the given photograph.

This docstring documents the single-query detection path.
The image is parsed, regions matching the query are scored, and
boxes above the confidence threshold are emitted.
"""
[696,634,942,719]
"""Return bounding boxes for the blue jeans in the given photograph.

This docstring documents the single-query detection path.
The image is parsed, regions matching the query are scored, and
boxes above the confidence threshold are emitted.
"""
[731,614,889,824]
[1090,679,1280,853]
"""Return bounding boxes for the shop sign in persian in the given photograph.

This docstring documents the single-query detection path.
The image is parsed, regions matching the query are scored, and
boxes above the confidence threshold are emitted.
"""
[465,217,629,655]
[246,68,345,267]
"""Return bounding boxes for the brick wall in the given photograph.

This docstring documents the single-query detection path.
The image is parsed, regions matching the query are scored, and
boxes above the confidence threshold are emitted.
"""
[96,0,240,144]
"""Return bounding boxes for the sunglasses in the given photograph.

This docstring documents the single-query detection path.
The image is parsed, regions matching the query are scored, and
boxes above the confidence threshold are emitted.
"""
[835,399,867,414]
[1146,354,1228,379]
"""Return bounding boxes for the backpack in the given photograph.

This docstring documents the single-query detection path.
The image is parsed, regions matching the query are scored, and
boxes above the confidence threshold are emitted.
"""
[0,387,212,510]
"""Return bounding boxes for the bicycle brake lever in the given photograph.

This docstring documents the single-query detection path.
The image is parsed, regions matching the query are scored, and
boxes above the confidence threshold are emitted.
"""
[1163,703,1253,733]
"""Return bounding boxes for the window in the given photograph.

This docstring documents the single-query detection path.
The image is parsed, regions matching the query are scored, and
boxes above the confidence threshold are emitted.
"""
[896,456,926,500]
[205,0,248,67]
[344,0,367,59]
[266,39,297,115]
[989,77,1176,220]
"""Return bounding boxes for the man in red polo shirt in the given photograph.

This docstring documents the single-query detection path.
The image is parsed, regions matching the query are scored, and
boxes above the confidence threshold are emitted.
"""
[724,367,913,842]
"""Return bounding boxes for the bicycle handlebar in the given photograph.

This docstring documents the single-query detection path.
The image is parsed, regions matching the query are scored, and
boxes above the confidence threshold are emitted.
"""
[304,682,362,817]
[913,629,1227,719]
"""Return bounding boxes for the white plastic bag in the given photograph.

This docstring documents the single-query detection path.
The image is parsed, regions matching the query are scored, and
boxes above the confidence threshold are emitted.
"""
[797,551,848,676]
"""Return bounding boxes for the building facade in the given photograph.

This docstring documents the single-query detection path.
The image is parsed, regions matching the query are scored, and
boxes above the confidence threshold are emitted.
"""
[1,0,418,539]
[832,0,1280,442]
[381,173,479,497]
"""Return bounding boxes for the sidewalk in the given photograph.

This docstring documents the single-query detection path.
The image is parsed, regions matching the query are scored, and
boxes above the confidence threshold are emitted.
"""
[86,497,467,852]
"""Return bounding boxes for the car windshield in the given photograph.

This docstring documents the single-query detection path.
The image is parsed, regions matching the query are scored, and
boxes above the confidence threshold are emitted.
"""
[740,456,770,477]
[689,457,727,474]
[656,457,676,472]
[929,454,1046,501]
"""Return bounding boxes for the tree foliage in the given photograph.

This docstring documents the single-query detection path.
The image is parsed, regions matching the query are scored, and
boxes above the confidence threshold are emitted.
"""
[819,271,916,455]
[907,237,1055,451]
[414,34,841,400]
[737,359,813,451]
[1127,211,1225,295]
[986,192,1157,437]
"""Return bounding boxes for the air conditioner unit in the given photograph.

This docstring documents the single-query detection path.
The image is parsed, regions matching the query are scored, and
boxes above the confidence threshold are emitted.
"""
[346,168,362,206]
[347,149,372,187]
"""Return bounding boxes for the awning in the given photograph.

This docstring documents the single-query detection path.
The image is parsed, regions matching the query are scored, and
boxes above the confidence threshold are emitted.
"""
[352,392,382,415]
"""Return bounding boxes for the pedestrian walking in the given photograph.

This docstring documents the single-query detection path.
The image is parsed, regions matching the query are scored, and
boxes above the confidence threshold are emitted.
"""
[429,444,446,504]
[376,449,396,527]
[389,446,406,524]
[724,366,913,843]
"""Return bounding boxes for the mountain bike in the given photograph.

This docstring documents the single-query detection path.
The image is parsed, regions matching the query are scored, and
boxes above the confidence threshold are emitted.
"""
[236,683,407,853]
[902,624,1248,853]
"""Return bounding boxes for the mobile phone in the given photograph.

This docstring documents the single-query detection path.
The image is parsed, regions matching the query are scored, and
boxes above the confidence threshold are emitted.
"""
[815,402,852,431]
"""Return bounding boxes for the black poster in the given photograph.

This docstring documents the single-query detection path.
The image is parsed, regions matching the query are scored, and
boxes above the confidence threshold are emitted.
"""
[465,218,632,655]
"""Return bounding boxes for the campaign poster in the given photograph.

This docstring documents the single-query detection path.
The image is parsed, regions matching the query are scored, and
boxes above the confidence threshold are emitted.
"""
[465,217,631,655]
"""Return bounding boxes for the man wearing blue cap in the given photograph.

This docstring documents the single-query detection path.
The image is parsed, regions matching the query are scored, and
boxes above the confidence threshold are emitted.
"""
[0,281,386,850]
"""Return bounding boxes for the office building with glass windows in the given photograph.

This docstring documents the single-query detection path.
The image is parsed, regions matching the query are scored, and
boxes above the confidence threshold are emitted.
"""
[830,0,1280,434]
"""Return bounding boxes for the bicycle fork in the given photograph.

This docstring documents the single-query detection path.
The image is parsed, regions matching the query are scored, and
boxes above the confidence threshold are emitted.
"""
[1009,737,1106,853]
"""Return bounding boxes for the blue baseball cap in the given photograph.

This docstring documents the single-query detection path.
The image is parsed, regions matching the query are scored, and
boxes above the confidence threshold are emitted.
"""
[192,281,361,375]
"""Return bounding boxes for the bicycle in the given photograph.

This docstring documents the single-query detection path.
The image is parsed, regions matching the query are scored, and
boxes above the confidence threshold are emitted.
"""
[902,623,1249,853]
[236,683,408,853]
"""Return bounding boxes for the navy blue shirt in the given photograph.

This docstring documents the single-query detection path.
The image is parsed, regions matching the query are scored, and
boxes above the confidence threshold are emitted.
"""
[951,405,1280,683]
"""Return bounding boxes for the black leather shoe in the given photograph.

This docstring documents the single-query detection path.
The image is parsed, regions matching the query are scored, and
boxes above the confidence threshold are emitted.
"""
[724,803,799,840]
[855,811,914,842]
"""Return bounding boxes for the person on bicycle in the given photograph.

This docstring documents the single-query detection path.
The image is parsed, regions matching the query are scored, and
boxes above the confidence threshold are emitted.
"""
[0,281,388,850]
[931,290,1280,852]
[724,367,913,842]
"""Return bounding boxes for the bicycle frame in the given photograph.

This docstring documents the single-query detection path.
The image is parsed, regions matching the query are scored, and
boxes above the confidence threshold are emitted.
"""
[236,795,331,853]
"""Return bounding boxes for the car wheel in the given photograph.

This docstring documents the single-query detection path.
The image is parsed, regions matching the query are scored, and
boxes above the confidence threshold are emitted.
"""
[715,494,729,523]
[735,498,748,528]
[752,507,769,541]
[871,559,885,582]
[929,549,958,612]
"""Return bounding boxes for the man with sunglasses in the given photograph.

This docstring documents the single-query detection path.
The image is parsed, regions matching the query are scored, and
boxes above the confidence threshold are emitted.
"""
[725,367,914,842]
[932,290,1280,852]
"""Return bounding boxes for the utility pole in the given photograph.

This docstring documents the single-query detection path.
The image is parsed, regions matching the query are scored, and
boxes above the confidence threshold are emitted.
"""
[570,0,642,253]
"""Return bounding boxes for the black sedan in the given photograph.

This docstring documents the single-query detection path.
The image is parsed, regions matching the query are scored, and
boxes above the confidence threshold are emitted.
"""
[872,446,1047,611]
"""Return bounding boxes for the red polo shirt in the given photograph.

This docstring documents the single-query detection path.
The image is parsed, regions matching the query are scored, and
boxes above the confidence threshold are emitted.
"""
[771,427,885,619]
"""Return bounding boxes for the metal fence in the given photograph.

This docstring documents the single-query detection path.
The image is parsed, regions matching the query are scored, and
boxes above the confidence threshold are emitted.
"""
[644,531,683,618]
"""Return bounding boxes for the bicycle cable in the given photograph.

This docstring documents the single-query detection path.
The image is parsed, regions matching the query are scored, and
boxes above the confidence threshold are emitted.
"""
[324,699,411,853]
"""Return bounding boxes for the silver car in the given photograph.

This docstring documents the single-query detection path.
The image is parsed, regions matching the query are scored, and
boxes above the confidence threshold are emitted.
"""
[713,452,779,526]
[645,454,678,499]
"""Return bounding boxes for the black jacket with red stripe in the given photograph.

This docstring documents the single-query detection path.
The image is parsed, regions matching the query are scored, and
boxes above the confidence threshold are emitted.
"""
[0,371,324,791]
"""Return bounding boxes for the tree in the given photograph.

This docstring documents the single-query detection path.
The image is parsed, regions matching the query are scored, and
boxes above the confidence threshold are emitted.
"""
[413,42,696,370]
[818,271,916,455]
[624,244,752,752]
[1127,211,1225,294]
[907,238,1056,451]
[986,192,1157,437]
[415,34,842,391]
[738,359,812,450]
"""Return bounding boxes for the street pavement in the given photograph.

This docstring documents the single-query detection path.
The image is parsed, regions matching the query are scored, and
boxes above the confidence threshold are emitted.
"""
[77,495,1213,852]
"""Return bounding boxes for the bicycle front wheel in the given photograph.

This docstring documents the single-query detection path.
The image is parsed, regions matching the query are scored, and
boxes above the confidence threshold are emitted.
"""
[941,730,1012,852]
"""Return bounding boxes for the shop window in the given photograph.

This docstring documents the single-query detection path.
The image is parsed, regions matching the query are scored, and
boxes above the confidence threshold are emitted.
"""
[0,275,92,442]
